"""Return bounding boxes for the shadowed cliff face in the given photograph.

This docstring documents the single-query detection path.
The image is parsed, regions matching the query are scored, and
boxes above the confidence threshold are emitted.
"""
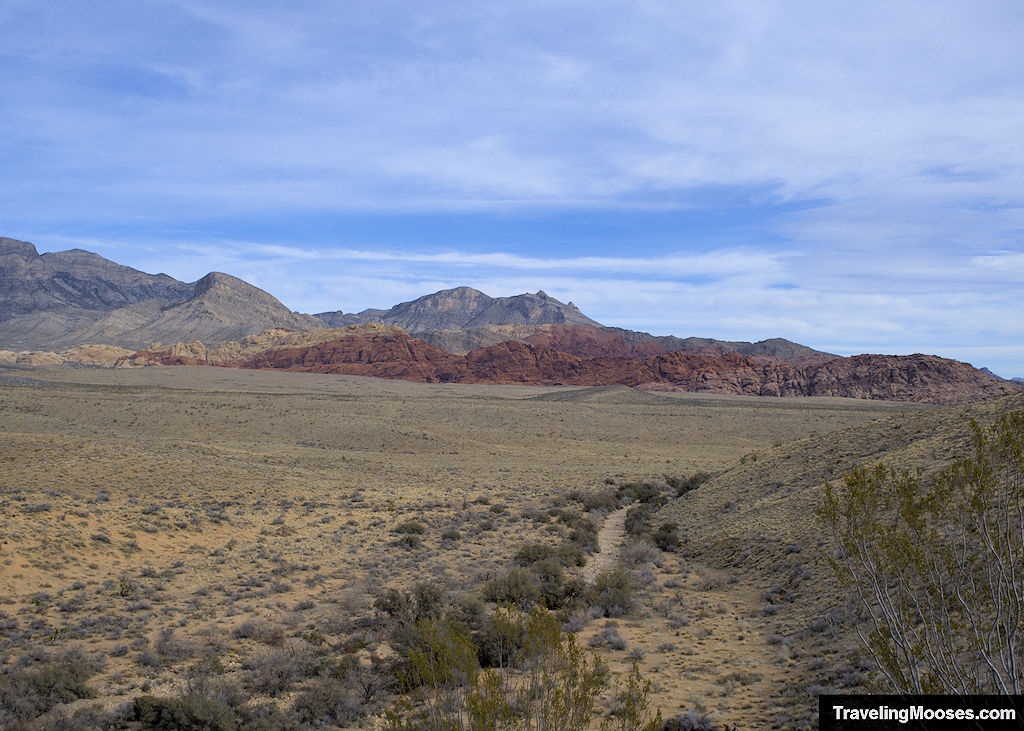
[125,328,1023,405]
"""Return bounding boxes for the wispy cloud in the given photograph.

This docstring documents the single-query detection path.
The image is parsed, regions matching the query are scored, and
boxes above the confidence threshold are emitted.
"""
[3,2,1024,375]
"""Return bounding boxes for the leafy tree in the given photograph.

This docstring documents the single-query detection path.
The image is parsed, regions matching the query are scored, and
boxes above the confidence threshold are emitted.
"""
[819,411,1024,693]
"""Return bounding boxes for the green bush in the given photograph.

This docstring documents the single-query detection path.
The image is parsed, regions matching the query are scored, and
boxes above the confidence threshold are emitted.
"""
[0,648,98,725]
[133,694,237,731]
[624,504,657,537]
[666,472,712,497]
[393,520,426,535]
[291,677,363,727]
[385,608,610,731]
[514,543,556,566]
[587,569,637,618]
[652,522,681,551]
[820,411,1024,693]
[482,568,541,609]
[616,482,665,505]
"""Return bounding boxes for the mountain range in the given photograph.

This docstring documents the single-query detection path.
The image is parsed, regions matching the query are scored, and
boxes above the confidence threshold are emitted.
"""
[1,237,1020,404]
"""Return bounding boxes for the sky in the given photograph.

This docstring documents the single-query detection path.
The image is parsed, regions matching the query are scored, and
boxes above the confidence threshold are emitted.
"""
[2,2,1023,376]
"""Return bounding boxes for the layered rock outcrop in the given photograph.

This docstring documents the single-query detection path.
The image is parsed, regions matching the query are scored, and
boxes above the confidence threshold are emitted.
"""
[122,328,1021,405]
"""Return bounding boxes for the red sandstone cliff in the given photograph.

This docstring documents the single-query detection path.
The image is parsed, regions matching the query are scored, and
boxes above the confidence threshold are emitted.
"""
[122,329,1022,405]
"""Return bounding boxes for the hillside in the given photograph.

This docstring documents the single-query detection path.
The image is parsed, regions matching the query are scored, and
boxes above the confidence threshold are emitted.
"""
[0,239,322,350]
[656,391,1024,716]
[0,238,191,321]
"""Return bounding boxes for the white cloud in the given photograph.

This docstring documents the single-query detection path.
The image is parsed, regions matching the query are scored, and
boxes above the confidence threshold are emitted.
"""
[5,2,1024,375]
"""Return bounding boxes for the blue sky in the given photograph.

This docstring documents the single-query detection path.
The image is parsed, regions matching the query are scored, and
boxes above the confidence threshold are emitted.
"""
[2,2,1023,376]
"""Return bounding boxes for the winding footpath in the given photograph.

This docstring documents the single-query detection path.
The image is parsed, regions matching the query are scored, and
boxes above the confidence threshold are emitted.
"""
[581,507,629,583]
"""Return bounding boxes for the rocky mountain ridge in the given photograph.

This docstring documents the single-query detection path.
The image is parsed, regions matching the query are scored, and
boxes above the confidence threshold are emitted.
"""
[0,238,191,321]
[0,239,322,349]
[0,237,833,365]
[4,236,1016,403]
[316,286,603,331]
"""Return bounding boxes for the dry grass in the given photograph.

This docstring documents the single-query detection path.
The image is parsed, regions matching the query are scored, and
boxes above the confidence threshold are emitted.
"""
[0,365,928,728]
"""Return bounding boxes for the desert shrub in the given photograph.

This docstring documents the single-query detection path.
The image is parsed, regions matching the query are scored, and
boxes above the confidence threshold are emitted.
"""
[243,639,318,694]
[375,588,413,621]
[652,522,681,551]
[820,411,1024,693]
[395,534,422,549]
[555,543,587,567]
[556,509,584,527]
[666,472,712,497]
[569,519,599,554]
[529,557,583,609]
[619,540,662,568]
[475,607,528,669]
[393,520,426,535]
[587,568,637,618]
[588,624,628,650]
[514,542,556,566]
[0,648,99,725]
[664,708,715,731]
[376,585,444,626]
[482,568,541,609]
[291,677,364,727]
[604,658,663,731]
[624,503,657,537]
[570,489,619,512]
[44,701,133,730]
[133,694,237,730]
[446,595,487,634]
[412,582,444,622]
[230,619,283,645]
[440,528,461,542]
[155,627,193,661]
[616,481,665,505]
[385,608,609,731]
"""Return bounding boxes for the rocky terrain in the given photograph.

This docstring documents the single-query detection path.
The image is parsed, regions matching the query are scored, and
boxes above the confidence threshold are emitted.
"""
[124,327,1020,405]
[316,286,602,331]
[0,239,323,350]
[3,237,1017,405]
[320,289,834,363]
[0,238,191,321]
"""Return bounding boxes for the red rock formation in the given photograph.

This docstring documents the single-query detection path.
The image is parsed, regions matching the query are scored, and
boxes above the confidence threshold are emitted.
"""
[522,325,663,359]
[123,329,1022,405]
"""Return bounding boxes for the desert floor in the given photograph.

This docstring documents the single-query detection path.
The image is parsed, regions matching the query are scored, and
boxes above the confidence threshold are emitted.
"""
[0,365,927,728]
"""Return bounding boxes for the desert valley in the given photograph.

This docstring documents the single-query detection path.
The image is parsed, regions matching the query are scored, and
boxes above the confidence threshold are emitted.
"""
[1,237,1022,729]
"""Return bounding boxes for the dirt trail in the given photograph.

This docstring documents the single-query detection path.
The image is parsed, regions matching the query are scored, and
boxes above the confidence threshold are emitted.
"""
[582,507,628,582]
[578,506,798,728]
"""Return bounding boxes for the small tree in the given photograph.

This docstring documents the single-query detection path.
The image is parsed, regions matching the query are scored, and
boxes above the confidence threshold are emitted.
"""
[819,411,1024,693]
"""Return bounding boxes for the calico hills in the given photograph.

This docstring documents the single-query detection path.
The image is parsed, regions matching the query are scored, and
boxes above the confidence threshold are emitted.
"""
[1,236,1019,405]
